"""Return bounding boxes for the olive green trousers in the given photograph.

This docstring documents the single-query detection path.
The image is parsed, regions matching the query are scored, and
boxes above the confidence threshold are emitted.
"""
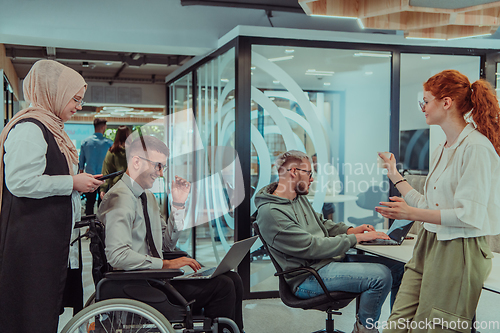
[383,228,493,333]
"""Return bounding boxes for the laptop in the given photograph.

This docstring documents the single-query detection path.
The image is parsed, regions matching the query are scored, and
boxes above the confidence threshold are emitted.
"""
[174,236,258,280]
[360,220,414,246]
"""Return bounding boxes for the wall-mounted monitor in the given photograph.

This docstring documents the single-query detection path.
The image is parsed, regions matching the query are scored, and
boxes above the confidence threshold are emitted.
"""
[400,129,429,172]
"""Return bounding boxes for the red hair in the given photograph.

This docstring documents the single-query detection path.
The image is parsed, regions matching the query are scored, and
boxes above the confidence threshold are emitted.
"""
[423,70,500,155]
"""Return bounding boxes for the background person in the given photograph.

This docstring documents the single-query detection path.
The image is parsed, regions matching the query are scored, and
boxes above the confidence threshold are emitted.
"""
[255,150,404,333]
[377,69,500,332]
[98,135,244,332]
[99,125,131,199]
[310,153,341,221]
[0,60,103,333]
[79,117,112,214]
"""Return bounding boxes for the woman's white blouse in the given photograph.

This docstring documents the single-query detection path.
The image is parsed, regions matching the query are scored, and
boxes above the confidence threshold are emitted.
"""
[4,122,81,268]
[404,123,500,241]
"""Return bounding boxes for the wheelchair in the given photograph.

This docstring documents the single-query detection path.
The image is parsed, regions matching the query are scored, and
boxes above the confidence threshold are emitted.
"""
[62,215,240,333]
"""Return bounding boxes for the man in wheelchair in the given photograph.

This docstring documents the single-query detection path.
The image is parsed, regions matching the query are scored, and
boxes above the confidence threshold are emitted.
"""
[97,135,244,332]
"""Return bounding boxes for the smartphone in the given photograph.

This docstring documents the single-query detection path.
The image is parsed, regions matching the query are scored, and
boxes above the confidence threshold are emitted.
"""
[96,170,125,181]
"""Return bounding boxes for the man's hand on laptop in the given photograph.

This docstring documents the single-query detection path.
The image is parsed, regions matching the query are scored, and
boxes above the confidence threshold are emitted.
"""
[354,231,390,244]
[347,224,376,234]
[163,257,201,271]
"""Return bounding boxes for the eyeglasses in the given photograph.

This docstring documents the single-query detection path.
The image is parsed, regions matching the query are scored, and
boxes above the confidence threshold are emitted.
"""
[418,97,436,111]
[137,156,168,173]
[72,97,85,107]
[288,167,313,178]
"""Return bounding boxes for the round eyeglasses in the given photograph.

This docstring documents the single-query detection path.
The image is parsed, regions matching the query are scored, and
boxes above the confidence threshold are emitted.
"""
[72,97,85,107]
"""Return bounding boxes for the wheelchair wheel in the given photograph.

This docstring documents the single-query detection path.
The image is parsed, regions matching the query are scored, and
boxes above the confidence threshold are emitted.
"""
[61,298,176,333]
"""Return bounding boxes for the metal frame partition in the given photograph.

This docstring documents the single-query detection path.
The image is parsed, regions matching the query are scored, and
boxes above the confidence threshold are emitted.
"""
[166,34,495,300]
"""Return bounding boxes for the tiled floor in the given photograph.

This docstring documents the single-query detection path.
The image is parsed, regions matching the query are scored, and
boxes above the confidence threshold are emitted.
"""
[58,238,500,333]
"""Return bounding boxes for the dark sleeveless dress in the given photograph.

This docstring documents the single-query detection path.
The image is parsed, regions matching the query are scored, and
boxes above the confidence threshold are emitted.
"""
[0,118,73,333]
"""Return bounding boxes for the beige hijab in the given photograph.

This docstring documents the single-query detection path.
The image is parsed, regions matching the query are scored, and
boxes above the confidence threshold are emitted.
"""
[0,59,87,207]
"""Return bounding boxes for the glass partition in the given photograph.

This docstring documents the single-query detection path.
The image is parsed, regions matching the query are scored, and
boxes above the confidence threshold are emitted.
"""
[399,54,480,174]
[193,48,237,267]
[167,74,194,254]
[249,45,392,292]
[167,49,239,270]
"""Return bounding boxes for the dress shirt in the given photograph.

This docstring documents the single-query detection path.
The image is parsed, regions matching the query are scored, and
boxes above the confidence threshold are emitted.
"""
[78,132,112,174]
[4,121,81,267]
[404,123,500,240]
[98,173,185,270]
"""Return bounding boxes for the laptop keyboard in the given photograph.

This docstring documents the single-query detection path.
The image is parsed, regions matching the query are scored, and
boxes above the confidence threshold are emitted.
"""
[190,267,216,277]
[371,239,398,245]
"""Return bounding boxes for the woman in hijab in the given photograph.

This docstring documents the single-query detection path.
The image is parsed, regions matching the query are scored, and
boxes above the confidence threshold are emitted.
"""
[0,60,103,332]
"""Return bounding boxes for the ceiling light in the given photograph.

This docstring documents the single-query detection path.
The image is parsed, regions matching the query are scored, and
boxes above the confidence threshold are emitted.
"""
[105,62,113,66]
[353,52,392,58]
[306,72,333,76]
[273,80,280,84]
[306,69,335,74]
[251,66,256,70]
[421,56,431,60]
[268,55,294,62]
[323,82,331,86]
[103,107,133,112]
[221,78,229,82]
[310,14,358,20]
[447,33,492,40]
[270,97,276,101]
[305,69,334,76]
[284,49,295,54]
[357,18,365,29]
[365,71,373,75]
[82,61,89,68]
[404,37,446,41]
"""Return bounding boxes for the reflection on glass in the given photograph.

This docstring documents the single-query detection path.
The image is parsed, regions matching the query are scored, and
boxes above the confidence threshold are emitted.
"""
[250,45,392,293]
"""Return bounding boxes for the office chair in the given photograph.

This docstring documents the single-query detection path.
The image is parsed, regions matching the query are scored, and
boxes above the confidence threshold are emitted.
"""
[63,215,239,333]
[347,185,387,228]
[252,221,360,333]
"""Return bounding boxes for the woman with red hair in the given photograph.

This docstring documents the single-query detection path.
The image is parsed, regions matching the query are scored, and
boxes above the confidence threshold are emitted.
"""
[377,69,500,332]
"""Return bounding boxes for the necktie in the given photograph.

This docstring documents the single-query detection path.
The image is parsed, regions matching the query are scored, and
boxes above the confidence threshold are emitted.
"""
[139,192,160,258]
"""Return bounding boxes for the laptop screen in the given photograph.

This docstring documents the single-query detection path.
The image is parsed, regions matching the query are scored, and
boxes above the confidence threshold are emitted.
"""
[387,220,414,242]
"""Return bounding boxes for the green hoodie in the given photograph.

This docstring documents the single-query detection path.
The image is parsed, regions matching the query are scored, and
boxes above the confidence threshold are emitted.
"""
[254,183,357,292]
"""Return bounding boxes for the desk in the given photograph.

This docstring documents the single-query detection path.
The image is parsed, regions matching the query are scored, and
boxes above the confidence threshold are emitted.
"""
[356,235,500,333]
[356,235,500,294]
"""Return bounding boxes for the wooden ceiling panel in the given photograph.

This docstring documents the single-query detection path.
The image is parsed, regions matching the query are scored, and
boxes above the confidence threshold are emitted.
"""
[300,0,500,39]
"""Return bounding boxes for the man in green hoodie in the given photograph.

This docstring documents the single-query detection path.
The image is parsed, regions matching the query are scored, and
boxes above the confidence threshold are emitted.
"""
[255,150,404,333]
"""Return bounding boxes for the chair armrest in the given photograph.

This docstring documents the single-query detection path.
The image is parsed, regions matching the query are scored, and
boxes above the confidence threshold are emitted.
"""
[105,269,184,280]
[276,266,336,303]
[162,251,189,260]
[74,214,97,229]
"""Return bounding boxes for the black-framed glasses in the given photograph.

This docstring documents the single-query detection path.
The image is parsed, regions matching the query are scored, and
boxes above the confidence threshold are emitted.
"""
[137,156,168,173]
[72,97,85,107]
[288,167,313,178]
